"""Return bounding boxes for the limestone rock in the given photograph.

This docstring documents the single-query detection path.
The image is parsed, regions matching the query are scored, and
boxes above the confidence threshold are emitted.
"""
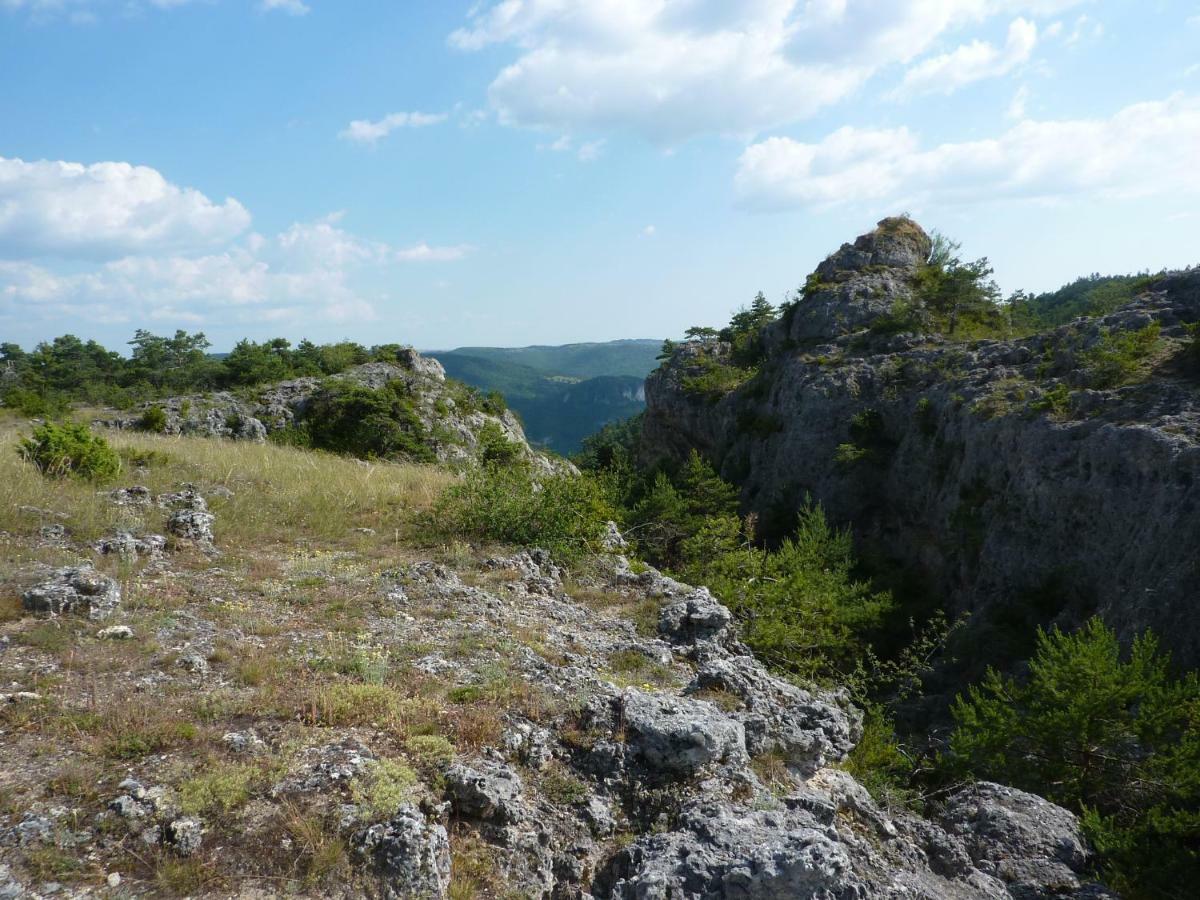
[938,782,1112,899]
[355,805,452,900]
[22,565,120,620]
[444,760,525,826]
[619,688,746,775]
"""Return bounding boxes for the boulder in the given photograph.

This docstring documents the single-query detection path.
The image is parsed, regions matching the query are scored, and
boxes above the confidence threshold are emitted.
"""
[620,688,746,775]
[22,565,121,620]
[444,760,525,826]
[355,805,452,900]
[938,782,1111,898]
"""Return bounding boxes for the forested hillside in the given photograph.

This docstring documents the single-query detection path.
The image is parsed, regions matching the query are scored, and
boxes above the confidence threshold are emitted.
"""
[433,340,658,454]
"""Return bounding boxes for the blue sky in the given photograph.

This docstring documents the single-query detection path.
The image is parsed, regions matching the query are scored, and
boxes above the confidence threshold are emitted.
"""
[1,1,1198,351]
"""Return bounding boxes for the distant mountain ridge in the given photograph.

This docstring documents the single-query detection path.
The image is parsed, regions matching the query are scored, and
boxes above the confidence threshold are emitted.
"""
[431,339,660,455]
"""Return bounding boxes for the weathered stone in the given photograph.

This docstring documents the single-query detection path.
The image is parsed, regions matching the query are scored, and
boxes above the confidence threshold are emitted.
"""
[658,587,734,646]
[687,653,859,774]
[95,530,166,559]
[620,688,746,775]
[938,782,1111,899]
[355,805,451,900]
[22,565,120,620]
[444,760,525,826]
[165,818,203,856]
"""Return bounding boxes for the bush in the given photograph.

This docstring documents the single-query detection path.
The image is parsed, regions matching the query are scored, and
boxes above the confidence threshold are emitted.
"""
[137,405,168,433]
[948,617,1200,898]
[476,421,523,465]
[303,381,434,462]
[18,421,121,481]
[430,465,615,562]
[684,502,894,679]
[1082,322,1163,388]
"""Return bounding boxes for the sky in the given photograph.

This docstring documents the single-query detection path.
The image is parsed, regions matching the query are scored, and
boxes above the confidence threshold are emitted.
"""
[1,1,1198,352]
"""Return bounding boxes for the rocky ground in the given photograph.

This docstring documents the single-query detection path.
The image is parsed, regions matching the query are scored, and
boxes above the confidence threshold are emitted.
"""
[0,429,1113,898]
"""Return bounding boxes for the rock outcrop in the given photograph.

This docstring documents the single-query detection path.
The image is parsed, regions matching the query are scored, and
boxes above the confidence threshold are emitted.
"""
[21,565,120,620]
[103,351,557,469]
[642,217,1200,666]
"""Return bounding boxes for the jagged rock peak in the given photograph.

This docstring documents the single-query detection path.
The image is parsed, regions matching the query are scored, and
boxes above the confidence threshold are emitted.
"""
[778,216,932,343]
[815,215,933,280]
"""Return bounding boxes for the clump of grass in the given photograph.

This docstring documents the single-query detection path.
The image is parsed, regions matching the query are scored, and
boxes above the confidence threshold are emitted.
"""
[449,829,503,900]
[286,808,349,887]
[605,648,673,687]
[350,758,419,821]
[405,734,456,770]
[178,761,262,816]
[24,846,83,882]
[309,683,401,727]
[155,856,210,895]
[539,766,589,804]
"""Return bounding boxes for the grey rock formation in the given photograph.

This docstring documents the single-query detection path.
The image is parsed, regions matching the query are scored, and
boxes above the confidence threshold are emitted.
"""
[444,760,525,827]
[94,530,166,559]
[355,805,452,900]
[686,652,859,774]
[22,566,120,620]
[938,783,1114,899]
[101,351,561,470]
[642,216,1200,664]
[619,688,747,775]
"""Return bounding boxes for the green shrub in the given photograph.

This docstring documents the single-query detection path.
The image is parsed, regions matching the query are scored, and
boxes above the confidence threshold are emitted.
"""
[137,405,168,433]
[18,421,121,481]
[1,387,68,418]
[948,618,1200,898]
[302,381,434,462]
[680,502,893,679]
[681,356,755,401]
[476,421,523,465]
[1082,322,1163,388]
[1029,382,1072,418]
[430,465,616,561]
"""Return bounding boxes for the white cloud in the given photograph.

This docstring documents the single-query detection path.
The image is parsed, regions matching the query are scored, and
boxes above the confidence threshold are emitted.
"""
[0,156,250,260]
[393,242,473,263]
[892,18,1037,98]
[734,93,1200,210]
[339,111,447,145]
[1007,84,1030,119]
[1064,13,1103,44]
[642,225,657,238]
[449,0,1089,143]
[0,218,471,327]
[260,0,309,14]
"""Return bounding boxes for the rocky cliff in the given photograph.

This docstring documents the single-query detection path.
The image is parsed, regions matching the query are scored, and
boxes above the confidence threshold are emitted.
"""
[643,218,1200,666]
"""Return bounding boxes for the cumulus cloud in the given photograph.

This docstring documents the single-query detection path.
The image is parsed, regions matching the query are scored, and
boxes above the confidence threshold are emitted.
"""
[449,0,1088,143]
[734,93,1200,210]
[892,18,1037,98]
[0,153,472,327]
[0,156,251,260]
[0,217,471,326]
[339,111,448,145]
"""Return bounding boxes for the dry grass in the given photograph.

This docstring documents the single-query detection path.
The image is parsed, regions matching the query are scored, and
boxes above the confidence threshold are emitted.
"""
[0,420,453,549]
